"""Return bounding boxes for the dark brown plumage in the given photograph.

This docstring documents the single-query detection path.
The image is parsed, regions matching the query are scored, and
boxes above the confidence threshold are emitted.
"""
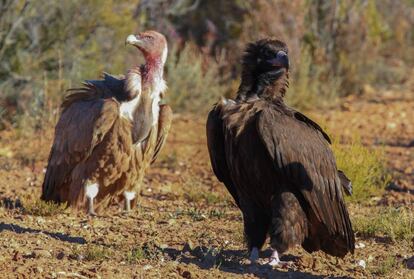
[206,38,354,265]
[41,31,172,214]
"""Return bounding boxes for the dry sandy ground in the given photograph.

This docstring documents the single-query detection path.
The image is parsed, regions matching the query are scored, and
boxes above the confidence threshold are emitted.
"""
[0,90,413,278]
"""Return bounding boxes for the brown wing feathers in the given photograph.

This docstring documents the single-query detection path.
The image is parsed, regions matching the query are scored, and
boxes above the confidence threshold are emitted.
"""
[206,103,241,207]
[42,95,119,203]
[257,107,354,256]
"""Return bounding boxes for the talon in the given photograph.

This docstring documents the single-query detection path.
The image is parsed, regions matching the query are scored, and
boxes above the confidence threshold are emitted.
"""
[268,257,280,266]
[88,208,97,216]
[267,249,290,267]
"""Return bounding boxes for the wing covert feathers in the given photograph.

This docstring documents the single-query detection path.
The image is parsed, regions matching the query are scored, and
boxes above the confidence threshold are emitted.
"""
[256,107,354,256]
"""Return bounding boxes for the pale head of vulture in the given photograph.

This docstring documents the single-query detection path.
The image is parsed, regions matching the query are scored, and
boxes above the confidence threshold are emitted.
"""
[238,38,289,100]
[126,30,168,66]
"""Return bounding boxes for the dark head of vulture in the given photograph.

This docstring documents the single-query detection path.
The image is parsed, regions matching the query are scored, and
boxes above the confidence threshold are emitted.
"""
[41,30,172,215]
[206,38,354,266]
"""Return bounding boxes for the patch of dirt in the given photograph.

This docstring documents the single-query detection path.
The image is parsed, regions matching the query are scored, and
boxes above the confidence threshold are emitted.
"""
[0,90,413,278]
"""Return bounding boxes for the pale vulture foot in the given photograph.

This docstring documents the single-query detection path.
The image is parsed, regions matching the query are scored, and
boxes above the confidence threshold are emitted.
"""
[123,191,136,212]
[249,247,259,264]
[85,183,99,216]
[267,249,290,267]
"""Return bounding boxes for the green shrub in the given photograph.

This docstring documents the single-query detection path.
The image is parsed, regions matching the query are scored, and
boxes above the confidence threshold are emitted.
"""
[165,44,227,113]
[369,255,401,277]
[353,207,414,242]
[23,200,67,216]
[72,244,111,261]
[332,137,390,201]
[287,47,340,109]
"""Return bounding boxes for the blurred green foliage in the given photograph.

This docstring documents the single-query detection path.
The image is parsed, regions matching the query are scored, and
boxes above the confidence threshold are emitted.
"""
[165,44,226,114]
[1,0,413,130]
[0,0,136,129]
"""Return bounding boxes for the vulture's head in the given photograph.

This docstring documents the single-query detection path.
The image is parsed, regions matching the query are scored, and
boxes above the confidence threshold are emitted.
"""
[126,30,168,65]
[238,38,290,99]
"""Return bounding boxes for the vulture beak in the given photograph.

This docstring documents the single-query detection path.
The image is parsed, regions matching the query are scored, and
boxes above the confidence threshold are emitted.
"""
[125,34,143,48]
[268,51,289,70]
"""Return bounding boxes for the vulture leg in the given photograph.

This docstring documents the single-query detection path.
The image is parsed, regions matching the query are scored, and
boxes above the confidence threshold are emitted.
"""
[85,183,99,216]
[123,191,136,212]
[240,198,271,259]
[249,247,259,263]
[267,249,290,266]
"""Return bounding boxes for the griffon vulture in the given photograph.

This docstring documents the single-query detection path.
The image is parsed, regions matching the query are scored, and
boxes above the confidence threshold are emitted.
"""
[206,39,354,265]
[41,31,172,215]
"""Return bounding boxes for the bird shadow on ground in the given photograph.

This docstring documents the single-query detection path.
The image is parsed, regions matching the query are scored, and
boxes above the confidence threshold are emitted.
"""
[164,246,352,279]
[0,222,87,244]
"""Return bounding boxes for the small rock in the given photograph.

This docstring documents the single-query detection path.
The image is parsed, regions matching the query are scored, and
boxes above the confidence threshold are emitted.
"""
[56,251,65,260]
[357,259,366,269]
[355,242,366,249]
[387,122,397,129]
[143,264,152,271]
[181,270,192,279]
[35,266,43,273]
[12,251,22,261]
[33,250,52,258]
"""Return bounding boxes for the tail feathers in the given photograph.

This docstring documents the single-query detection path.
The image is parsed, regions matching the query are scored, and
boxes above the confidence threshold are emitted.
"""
[302,208,355,258]
[41,164,70,204]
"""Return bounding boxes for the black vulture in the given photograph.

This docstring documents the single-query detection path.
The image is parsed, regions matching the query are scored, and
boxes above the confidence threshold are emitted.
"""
[206,38,354,265]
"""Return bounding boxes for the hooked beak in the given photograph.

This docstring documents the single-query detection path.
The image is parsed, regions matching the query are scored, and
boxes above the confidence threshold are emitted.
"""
[125,34,143,48]
[267,50,289,70]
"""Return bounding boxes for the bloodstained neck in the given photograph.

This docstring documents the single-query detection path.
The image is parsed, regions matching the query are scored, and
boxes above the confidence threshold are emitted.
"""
[140,54,164,88]
[124,53,164,101]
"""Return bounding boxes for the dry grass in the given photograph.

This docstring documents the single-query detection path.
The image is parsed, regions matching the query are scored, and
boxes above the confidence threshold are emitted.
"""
[22,200,68,217]
[333,136,390,202]
[71,244,112,261]
[353,206,414,242]
[369,255,402,277]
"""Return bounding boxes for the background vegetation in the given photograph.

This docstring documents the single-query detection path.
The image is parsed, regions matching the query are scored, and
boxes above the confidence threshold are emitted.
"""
[1,0,414,128]
[1,0,408,199]
[0,2,413,277]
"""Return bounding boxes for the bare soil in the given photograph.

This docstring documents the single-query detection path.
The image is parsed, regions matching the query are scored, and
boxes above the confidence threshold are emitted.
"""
[0,90,413,279]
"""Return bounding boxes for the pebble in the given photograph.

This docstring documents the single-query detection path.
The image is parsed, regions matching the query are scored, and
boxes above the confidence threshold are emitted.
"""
[35,266,44,273]
[143,264,153,270]
[56,251,65,260]
[12,251,22,261]
[355,242,365,249]
[357,259,366,269]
